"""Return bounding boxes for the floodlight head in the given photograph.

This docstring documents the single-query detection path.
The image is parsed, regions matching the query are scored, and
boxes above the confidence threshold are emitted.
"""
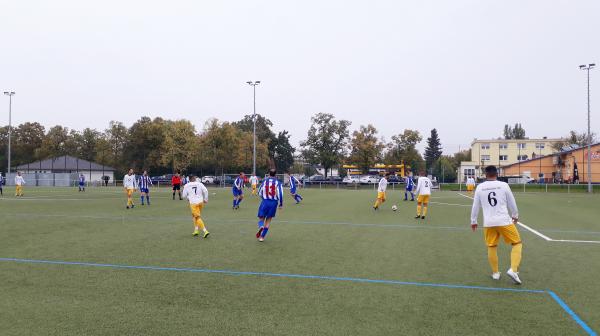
[590,63,596,68]
[246,81,252,85]
[580,65,586,69]
[255,81,261,84]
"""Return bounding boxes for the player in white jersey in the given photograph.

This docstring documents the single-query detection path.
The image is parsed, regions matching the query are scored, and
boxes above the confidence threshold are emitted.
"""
[414,171,432,219]
[15,172,26,197]
[123,168,138,209]
[249,175,259,196]
[373,172,390,210]
[466,176,476,193]
[182,175,210,238]
[470,166,522,284]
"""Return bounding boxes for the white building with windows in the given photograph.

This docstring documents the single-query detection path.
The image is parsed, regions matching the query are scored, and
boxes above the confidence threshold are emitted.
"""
[459,137,560,181]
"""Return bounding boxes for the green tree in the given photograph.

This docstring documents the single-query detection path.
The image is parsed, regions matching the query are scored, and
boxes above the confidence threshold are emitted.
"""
[348,124,384,174]
[199,119,242,175]
[104,121,128,172]
[424,128,443,170]
[503,123,526,139]
[125,117,168,172]
[37,125,70,159]
[272,131,295,172]
[433,156,457,182]
[301,113,351,177]
[160,119,198,173]
[552,130,597,151]
[13,122,45,165]
[384,129,424,174]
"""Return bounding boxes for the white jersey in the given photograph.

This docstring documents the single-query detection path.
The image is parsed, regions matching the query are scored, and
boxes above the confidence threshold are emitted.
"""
[415,176,432,195]
[15,175,25,186]
[470,180,519,227]
[250,176,259,186]
[466,177,475,186]
[377,177,388,193]
[123,174,137,189]
[182,181,209,205]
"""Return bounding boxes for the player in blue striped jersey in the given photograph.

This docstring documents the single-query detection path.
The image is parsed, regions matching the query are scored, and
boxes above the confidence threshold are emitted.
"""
[139,171,153,205]
[232,172,245,209]
[78,174,86,192]
[256,169,283,242]
[404,174,415,201]
[287,172,303,204]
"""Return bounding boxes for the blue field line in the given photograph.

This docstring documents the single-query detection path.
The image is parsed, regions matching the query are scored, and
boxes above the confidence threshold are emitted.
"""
[0,257,595,335]
[547,291,597,336]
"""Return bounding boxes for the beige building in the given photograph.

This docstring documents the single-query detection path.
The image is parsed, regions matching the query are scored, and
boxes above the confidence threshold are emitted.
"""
[459,138,560,181]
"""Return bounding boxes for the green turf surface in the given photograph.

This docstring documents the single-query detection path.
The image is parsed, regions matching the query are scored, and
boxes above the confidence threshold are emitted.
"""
[1,187,599,335]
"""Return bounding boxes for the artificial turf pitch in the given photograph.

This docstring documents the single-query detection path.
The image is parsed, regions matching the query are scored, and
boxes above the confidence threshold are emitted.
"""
[1,187,599,335]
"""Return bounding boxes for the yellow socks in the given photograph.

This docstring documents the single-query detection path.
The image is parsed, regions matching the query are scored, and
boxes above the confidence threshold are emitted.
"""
[195,217,206,231]
[416,205,422,216]
[487,246,499,273]
[374,200,380,208]
[422,206,428,216]
[511,243,522,272]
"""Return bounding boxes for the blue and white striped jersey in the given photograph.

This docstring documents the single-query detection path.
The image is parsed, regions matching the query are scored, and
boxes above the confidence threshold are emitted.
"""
[233,176,244,191]
[79,175,85,183]
[405,176,414,189]
[259,177,283,206]
[289,175,300,190]
[139,175,153,189]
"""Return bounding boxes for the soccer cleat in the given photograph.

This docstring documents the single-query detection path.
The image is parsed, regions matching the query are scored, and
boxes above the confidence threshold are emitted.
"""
[203,231,210,238]
[507,269,522,285]
[414,215,421,219]
[421,216,425,219]
[131,204,135,208]
[126,206,129,209]
[373,206,378,210]
[492,272,501,280]
[256,227,264,238]
[192,231,199,237]
[258,237,264,242]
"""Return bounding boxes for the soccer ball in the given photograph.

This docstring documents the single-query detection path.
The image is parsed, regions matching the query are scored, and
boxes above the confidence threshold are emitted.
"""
[392,205,398,211]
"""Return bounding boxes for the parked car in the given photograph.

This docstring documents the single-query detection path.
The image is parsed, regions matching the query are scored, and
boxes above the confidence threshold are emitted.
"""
[360,175,381,184]
[387,175,402,183]
[343,176,360,184]
[151,174,173,184]
[305,175,326,185]
[220,175,235,185]
[201,176,216,184]
[327,176,343,183]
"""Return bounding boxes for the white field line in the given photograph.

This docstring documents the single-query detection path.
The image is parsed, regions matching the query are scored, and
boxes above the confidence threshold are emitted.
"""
[457,193,600,244]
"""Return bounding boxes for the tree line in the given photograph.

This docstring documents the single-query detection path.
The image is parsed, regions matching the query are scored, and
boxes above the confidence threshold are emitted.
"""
[0,112,468,179]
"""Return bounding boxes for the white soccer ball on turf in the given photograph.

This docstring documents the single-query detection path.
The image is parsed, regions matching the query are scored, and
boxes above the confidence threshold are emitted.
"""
[392,205,398,211]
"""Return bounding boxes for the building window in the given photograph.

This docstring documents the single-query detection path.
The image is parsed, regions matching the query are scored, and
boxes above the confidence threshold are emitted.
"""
[481,143,490,150]
[499,143,508,150]
[464,169,475,176]
[535,143,545,149]
[518,155,528,161]
[499,155,508,161]
[481,155,490,161]
[518,143,526,149]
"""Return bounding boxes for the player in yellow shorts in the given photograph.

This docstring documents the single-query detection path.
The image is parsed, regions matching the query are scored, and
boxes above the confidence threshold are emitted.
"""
[123,168,137,209]
[414,171,432,219]
[14,172,26,197]
[249,175,259,196]
[182,175,210,238]
[373,172,390,210]
[471,165,523,284]
[466,176,475,192]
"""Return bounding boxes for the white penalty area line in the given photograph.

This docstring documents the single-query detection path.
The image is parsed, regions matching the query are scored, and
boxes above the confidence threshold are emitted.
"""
[457,193,600,245]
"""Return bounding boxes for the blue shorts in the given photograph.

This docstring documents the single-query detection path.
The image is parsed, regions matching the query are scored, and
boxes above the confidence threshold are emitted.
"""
[290,187,297,194]
[258,199,279,218]
[406,186,413,192]
[79,182,84,186]
[232,188,243,197]
[140,188,149,194]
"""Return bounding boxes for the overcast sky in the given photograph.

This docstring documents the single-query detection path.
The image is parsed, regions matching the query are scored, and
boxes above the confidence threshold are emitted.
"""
[1,0,598,154]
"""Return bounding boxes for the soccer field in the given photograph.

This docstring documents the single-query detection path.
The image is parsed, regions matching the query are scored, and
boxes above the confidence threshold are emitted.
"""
[1,187,599,335]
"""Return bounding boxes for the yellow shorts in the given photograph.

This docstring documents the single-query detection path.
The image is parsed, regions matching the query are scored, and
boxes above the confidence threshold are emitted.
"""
[484,224,522,247]
[190,203,204,218]
[416,194,430,203]
[252,184,257,191]
[126,188,134,197]
[467,185,474,192]
[377,192,386,201]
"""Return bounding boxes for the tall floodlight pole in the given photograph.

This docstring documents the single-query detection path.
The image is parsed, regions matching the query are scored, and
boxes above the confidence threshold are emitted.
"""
[3,91,15,174]
[246,81,261,176]
[580,64,595,193]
